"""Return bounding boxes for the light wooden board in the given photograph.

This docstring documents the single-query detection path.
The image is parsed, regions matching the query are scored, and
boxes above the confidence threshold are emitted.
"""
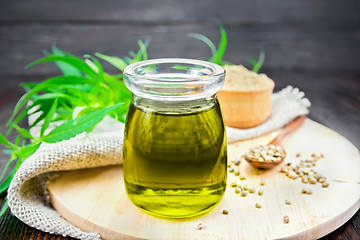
[48,119,360,240]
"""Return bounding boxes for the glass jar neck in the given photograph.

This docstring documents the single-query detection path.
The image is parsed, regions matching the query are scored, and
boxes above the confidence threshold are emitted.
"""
[123,58,225,101]
[132,94,218,115]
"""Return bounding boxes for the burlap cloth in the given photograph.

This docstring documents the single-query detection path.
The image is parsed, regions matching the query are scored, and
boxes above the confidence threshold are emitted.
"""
[7,86,310,240]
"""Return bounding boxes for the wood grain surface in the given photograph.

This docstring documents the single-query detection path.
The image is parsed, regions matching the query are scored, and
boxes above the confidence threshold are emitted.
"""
[0,0,359,239]
[47,119,360,240]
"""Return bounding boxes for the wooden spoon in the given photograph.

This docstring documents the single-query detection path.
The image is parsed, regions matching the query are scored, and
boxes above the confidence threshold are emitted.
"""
[245,115,307,169]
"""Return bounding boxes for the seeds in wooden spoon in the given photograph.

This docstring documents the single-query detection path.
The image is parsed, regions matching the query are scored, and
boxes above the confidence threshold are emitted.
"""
[246,144,285,162]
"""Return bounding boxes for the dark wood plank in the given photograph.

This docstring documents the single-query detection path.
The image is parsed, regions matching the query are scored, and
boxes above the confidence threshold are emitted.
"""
[1,24,359,77]
[0,197,76,240]
[0,0,359,238]
[267,70,360,149]
[319,210,360,240]
[1,0,359,26]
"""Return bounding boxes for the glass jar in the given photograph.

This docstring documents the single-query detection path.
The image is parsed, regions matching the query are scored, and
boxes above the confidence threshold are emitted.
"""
[123,58,227,218]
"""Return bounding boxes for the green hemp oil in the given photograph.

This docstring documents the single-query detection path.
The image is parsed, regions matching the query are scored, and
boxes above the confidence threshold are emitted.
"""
[123,97,227,218]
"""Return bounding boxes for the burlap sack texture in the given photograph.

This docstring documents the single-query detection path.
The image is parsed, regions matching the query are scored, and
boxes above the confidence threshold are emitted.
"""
[7,86,310,240]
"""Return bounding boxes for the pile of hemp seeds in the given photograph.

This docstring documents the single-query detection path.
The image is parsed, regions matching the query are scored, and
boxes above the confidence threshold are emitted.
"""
[218,152,330,226]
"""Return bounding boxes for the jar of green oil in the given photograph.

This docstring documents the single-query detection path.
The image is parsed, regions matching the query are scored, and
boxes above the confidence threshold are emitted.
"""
[123,58,227,218]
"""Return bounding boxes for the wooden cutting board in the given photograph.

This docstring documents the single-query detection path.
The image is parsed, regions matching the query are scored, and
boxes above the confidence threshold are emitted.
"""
[48,119,360,240]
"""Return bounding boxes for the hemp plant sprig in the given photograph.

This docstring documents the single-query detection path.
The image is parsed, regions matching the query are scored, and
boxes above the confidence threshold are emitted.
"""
[188,20,232,66]
[0,41,149,216]
[188,21,265,73]
[244,46,265,73]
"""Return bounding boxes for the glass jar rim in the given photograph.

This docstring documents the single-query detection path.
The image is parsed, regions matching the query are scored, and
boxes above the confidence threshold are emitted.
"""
[123,58,225,83]
[123,58,225,101]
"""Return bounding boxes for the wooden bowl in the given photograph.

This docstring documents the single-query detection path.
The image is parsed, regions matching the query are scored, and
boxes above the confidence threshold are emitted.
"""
[217,78,274,128]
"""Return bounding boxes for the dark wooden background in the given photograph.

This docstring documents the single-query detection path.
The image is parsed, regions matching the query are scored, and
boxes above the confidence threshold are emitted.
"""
[0,0,359,239]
